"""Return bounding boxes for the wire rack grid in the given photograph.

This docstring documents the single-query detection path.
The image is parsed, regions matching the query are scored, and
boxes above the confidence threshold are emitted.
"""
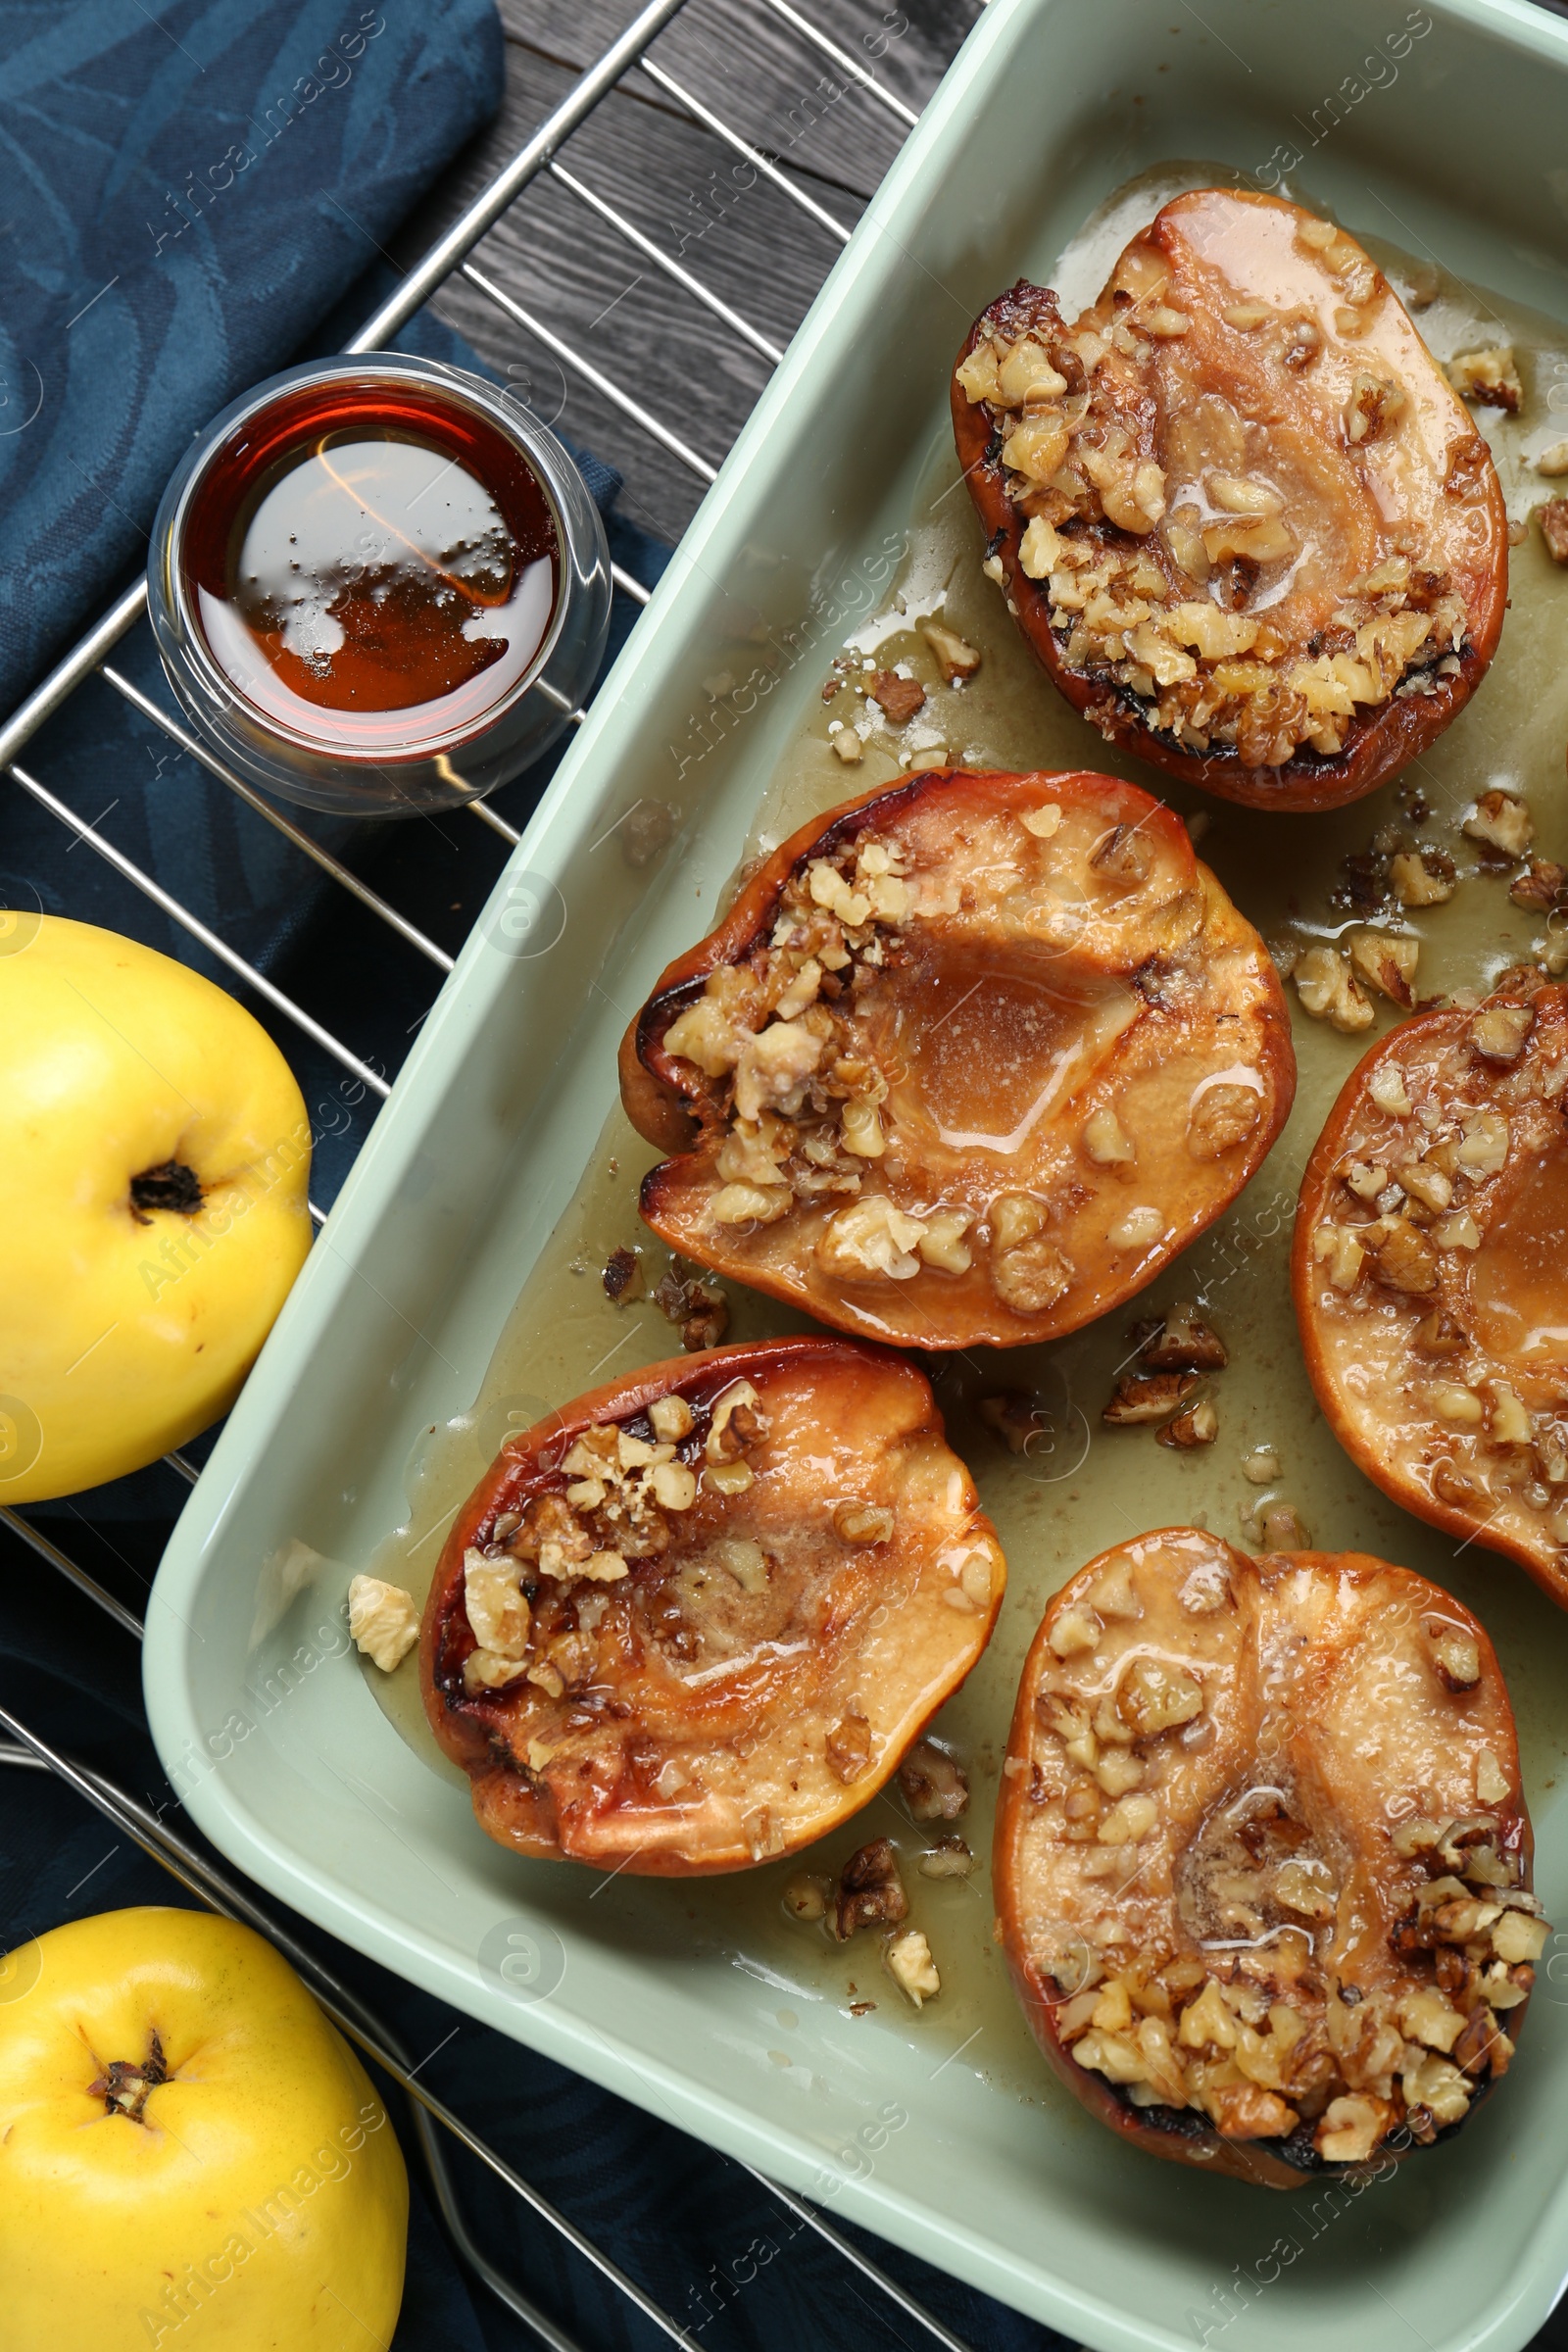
[0,6,1000,2352]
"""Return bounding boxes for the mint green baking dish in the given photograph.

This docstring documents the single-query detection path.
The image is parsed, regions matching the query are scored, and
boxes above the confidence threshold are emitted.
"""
[144,3,1568,2345]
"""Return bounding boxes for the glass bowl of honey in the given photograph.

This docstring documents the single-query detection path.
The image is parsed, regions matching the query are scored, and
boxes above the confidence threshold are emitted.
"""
[148,354,612,817]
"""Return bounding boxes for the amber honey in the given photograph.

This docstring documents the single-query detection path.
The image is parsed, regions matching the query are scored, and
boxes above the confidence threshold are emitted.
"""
[181,378,560,752]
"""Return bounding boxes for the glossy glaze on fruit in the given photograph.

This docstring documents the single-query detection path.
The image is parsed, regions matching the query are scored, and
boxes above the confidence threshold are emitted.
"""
[1294,979,1568,1604]
[620,766,1294,1348]
[996,1529,1544,2186]
[953,188,1507,811]
[421,1338,1004,1873]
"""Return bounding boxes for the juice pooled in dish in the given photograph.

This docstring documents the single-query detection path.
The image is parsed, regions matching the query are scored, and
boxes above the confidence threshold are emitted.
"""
[420,1338,1004,1873]
[953,187,1507,810]
[620,764,1294,1349]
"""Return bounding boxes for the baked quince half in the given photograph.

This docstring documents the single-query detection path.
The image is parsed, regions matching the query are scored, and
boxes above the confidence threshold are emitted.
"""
[1294,978,1568,1606]
[953,187,1507,812]
[619,766,1293,1349]
[420,1337,1004,1873]
[996,1528,1545,2189]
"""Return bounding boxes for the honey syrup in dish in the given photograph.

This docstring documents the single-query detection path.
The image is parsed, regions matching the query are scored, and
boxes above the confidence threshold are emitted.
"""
[182,379,558,750]
[354,167,1568,2085]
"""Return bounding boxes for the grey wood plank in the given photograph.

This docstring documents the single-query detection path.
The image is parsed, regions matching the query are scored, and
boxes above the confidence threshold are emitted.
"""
[499,0,984,196]
[382,2,977,541]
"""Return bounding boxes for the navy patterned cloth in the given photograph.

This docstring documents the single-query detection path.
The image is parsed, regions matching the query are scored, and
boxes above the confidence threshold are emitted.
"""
[0,6,1071,2351]
[0,0,505,709]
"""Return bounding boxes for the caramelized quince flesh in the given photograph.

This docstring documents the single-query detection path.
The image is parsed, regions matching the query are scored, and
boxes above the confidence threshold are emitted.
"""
[996,1528,1544,2188]
[620,766,1294,1350]
[420,1337,1004,1873]
[1294,981,1568,1605]
[953,186,1507,811]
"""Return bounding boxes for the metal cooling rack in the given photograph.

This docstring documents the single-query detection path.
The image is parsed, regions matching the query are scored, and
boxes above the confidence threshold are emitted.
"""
[0,6,986,2349]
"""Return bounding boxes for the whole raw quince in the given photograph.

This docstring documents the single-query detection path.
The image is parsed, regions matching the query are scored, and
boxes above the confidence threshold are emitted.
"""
[0,913,312,1499]
[0,1906,408,2350]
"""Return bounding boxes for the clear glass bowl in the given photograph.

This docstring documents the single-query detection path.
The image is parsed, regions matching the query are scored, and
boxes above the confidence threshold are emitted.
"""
[147,354,612,818]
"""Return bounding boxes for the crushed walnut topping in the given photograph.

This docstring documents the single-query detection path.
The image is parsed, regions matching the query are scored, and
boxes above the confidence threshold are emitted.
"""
[1001,1532,1548,2168]
[1106,1301,1227,1437]
[898,1738,969,1821]
[885,1927,942,2007]
[1296,982,1568,1592]
[457,1381,770,1697]
[1446,346,1522,413]
[834,1836,908,1940]
[957,207,1476,774]
[349,1575,420,1674]
[661,830,915,1235]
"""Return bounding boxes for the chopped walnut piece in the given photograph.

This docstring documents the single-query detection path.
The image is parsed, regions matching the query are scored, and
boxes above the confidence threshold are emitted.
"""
[918,1835,974,1879]
[1427,1622,1482,1691]
[1083,1105,1136,1165]
[1117,1655,1204,1736]
[869,670,926,726]
[348,1575,420,1674]
[1348,928,1419,1007]
[916,1209,973,1274]
[1364,1217,1439,1296]
[1157,1397,1218,1448]
[1134,1300,1228,1372]
[807,1470,885,1543]
[1186,1080,1263,1159]
[1107,1203,1163,1252]
[653,1264,729,1351]
[989,1193,1074,1313]
[463,1548,531,1658]
[1541,500,1568,564]
[649,1393,694,1443]
[885,1928,942,2007]
[1295,945,1374,1033]
[818,1197,927,1282]
[1103,1370,1200,1425]
[1390,848,1456,907]
[602,1246,644,1303]
[1463,791,1535,859]
[1510,858,1568,915]
[1471,1004,1533,1062]
[1312,1222,1365,1291]
[825,1712,875,1784]
[1447,346,1522,411]
[1316,2093,1394,2164]
[922,622,981,683]
[834,1837,908,1938]
[898,1739,969,1821]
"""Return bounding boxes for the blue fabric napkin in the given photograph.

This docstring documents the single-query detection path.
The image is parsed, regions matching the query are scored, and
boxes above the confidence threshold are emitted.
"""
[0,0,505,710]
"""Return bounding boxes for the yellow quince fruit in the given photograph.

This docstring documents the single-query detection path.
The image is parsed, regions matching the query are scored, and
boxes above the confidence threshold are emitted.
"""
[0,1906,408,2350]
[0,912,312,1499]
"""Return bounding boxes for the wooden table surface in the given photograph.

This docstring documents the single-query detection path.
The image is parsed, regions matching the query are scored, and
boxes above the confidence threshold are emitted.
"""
[394,0,982,547]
